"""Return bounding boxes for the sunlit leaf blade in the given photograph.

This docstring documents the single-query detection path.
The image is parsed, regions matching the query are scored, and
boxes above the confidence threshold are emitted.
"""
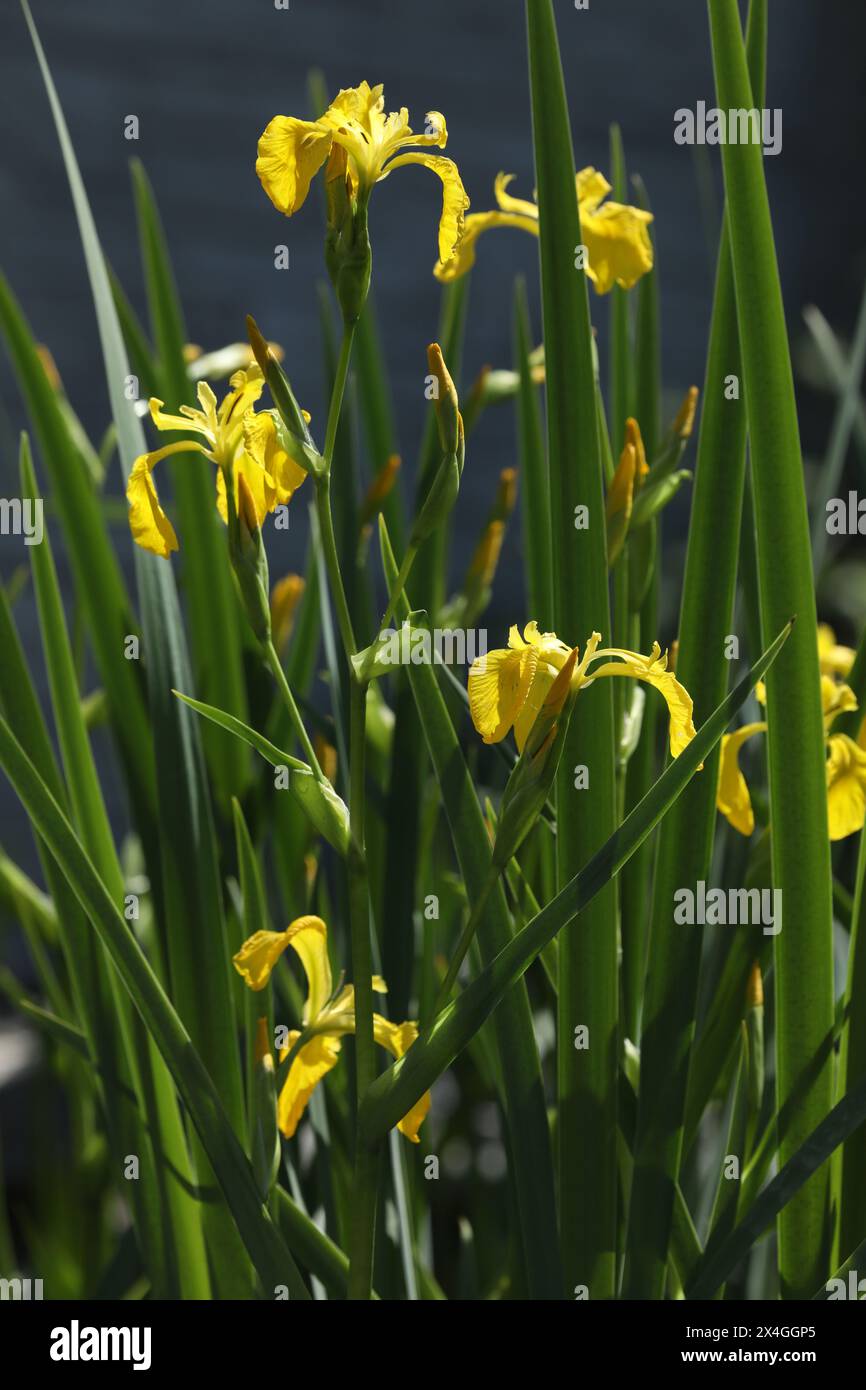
[20,0,250,1293]
[131,158,251,805]
[709,0,835,1296]
[526,0,618,1298]
[0,708,309,1299]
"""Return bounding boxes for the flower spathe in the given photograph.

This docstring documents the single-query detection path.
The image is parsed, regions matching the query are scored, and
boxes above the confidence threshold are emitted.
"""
[717,674,866,841]
[256,81,469,267]
[232,915,429,1143]
[126,366,307,557]
[467,621,696,757]
[434,167,653,294]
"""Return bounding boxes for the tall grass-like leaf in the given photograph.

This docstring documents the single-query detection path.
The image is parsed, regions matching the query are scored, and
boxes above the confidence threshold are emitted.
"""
[410,278,469,615]
[355,292,405,550]
[624,0,760,1299]
[378,280,468,1014]
[687,1071,866,1300]
[709,0,835,1296]
[0,276,155,813]
[360,621,792,1142]
[809,279,866,577]
[513,276,553,627]
[20,436,211,1296]
[20,0,250,1293]
[380,523,561,1300]
[619,174,661,1044]
[608,123,632,461]
[0,711,309,1299]
[526,0,618,1297]
[131,159,250,805]
[0,582,173,1293]
[839,818,866,1258]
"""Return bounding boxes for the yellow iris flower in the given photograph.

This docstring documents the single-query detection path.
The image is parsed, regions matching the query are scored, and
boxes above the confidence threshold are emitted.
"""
[256,80,469,267]
[233,915,429,1143]
[434,168,653,294]
[126,366,307,558]
[717,675,866,840]
[468,622,695,757]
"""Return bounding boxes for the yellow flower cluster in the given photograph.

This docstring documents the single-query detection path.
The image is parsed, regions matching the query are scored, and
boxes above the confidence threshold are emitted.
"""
[233,915,429,1143]
[717,625,866,840]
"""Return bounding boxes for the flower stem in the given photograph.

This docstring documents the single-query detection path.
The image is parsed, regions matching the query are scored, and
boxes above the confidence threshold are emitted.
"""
[314,474,356,663]
[263,638,323,779]
[346,675,378,1299]
[323,323,356,473]
[314,321,359,664]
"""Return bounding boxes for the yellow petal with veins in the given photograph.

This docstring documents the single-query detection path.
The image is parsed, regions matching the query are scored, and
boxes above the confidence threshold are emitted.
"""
[256,115,334,217]
[383,152,470,265]
[244,411,308,504]
[126,441,203,557]
[468,642,539,744]
[590,643,696,756]
[283,915,332,1022]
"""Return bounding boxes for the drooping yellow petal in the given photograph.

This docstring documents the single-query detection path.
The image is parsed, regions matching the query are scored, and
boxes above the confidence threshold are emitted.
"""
[232,928,294,991]
[589,643,696,757]
[716,721,767,836]
[373,1016,430,1142]
[383,152,470,265]
[126,441,201,557]
[468,643,539,744]
[282,915,333,1022]
[826,733,866,840]
[576,167,654,295]
[277,1031,342,1138]
[433,207,538,282]
[256,116,334,216]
